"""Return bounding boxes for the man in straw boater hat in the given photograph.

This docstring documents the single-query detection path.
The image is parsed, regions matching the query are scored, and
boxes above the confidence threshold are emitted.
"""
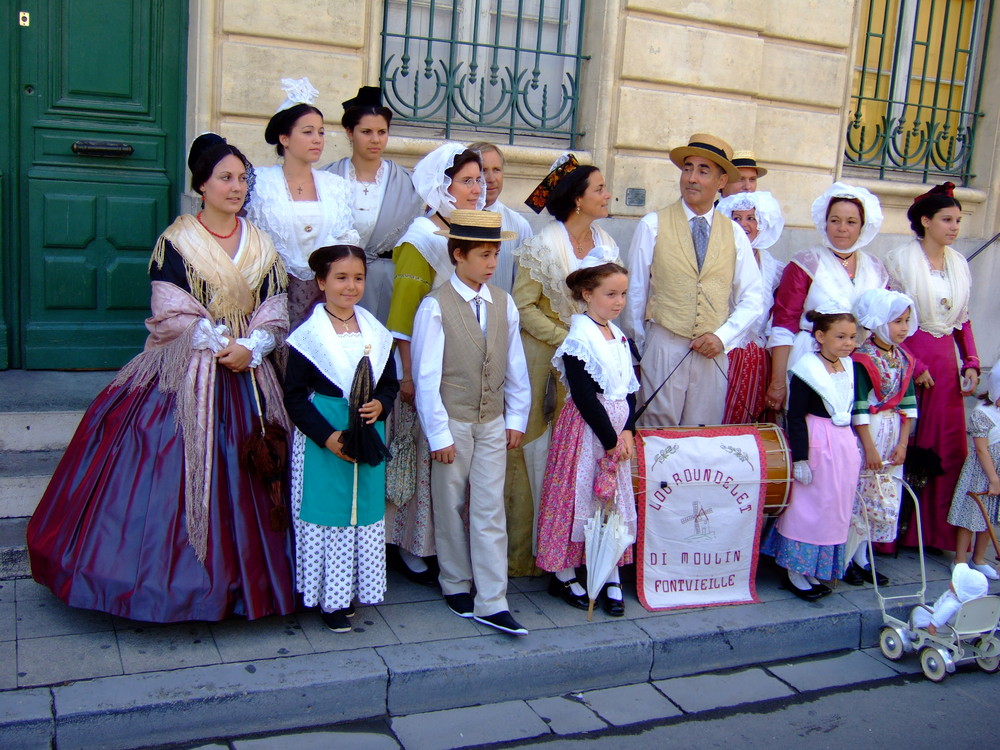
[411,209,532,635]
[720,149,768,198]
[623,133,763,426]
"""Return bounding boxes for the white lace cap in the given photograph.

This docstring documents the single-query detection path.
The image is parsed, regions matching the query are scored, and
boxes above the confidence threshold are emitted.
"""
[412,142,485,218]
[953,563,988,602]
[578,244,620,270]
[811,181,884,254]
[275,77,319,113]
[716,190,785,250]
[853,288,918,344]
[813,296,852,316]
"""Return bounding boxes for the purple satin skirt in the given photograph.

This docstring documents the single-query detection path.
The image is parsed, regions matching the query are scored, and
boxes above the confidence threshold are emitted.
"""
[27,367,296,623]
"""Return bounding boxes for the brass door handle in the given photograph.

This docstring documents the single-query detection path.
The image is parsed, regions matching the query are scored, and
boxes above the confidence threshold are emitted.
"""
[71,140,135,157]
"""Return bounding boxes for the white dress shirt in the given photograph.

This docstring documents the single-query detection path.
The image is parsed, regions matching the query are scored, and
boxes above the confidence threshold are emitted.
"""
[412,273,531,451]
[624,202,764,355]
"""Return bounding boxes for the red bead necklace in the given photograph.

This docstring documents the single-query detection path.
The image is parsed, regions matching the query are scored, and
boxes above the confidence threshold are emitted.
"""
[197,211,240,239]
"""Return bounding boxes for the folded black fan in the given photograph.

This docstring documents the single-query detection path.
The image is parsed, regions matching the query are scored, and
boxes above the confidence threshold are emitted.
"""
[903,446,944,492]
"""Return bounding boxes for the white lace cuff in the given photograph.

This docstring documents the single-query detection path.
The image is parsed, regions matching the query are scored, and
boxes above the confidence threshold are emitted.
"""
[236,329,276,368]
[192,320,230,353]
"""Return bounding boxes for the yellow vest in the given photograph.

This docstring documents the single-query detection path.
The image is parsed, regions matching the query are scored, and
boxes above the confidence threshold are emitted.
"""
[647,201,736,338]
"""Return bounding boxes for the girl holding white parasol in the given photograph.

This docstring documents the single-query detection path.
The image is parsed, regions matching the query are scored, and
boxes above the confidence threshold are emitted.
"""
[284,245,398,633]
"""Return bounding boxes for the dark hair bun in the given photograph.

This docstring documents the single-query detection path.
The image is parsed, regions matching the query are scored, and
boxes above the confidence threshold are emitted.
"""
[264,104,324,157]
[188,133,227,172]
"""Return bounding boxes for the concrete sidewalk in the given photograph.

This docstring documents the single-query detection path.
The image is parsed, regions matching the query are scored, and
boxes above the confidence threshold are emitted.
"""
[1,546,974,750]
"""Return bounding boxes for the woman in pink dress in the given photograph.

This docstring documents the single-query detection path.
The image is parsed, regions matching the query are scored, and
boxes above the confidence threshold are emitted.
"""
[883,183,980,551]
[767,183,887,411]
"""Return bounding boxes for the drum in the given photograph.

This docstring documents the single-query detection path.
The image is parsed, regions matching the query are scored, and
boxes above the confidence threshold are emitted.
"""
[633,423,791,516]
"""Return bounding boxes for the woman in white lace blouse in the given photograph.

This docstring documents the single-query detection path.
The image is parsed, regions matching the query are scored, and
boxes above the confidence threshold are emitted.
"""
[247,78,359,327]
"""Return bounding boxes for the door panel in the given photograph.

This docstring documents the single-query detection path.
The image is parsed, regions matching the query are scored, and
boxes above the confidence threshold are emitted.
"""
[23,178,169,369]
[15,0,186,369]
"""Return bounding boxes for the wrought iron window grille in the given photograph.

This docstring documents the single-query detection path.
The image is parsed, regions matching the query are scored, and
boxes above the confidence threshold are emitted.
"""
[380,0,589,147]
[845,0,994,185]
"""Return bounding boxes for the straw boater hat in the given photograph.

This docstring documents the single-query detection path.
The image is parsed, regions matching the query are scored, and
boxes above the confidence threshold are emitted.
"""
[730,150,768,178]
[669,133,741,182]
[434,209,517,242]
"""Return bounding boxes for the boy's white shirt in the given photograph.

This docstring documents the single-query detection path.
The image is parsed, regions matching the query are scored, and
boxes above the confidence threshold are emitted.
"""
[412,272,530,451]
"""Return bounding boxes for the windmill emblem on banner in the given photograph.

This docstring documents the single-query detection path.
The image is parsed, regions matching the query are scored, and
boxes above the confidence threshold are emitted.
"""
[681,501,715,541]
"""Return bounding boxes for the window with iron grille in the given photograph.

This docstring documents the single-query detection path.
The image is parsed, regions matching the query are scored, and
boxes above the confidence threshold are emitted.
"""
[845,0,994,185]
[380,0,589,147]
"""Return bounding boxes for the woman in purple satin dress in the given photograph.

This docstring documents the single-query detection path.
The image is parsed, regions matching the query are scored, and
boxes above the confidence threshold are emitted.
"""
[27,134,295,622]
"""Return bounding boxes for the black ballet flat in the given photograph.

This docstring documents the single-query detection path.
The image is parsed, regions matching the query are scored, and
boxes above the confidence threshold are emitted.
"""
[388,546,439,586]
[600,583,626,617]
[842,562,866,586]
[547,575,590,610]
[858,564,889,586]
[784,573,824,601]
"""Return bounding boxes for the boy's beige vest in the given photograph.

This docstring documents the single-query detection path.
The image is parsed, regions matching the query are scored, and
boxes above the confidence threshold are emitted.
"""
[646,201,736,338]
[433,281,509,424]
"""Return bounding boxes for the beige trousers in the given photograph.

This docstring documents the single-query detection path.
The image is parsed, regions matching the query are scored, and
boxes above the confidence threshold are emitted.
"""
[639,323,728,427]
[431,416,510,617]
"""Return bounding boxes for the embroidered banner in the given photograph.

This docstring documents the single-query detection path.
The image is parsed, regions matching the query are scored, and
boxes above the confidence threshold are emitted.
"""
[636,426,767,611]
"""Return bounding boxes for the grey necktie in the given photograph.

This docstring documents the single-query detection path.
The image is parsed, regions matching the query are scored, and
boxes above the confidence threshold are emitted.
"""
[691,216,709,270]
[472,295,483,323]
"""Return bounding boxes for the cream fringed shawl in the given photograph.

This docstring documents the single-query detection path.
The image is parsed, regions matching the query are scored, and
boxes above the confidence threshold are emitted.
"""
[114,215,290,562]
[885,238,971,338]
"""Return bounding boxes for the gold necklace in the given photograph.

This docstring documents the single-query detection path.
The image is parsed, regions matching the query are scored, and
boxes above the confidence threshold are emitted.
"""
[567,226,591,255]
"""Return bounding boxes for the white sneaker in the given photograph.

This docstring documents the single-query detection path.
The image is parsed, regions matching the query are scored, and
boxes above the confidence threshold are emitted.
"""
[971,562,1000,580]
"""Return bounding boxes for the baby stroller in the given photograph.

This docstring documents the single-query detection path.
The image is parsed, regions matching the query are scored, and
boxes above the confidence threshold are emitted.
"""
[872,485,1000,682]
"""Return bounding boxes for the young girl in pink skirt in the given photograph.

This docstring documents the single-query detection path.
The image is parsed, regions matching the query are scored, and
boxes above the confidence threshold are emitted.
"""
[762,304,862,601]
[535,257,639,616]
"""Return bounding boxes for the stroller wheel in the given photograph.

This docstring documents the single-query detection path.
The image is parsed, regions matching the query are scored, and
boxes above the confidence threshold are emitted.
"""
[920,646,949,682]
[974,635,1000,673]
[879,626,906,661]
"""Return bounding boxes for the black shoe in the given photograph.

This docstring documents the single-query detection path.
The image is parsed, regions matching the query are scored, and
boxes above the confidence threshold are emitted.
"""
[389,546,439,586]
[344,603,356,618]
[811,582,832,598]
[784,574,824,601]
[843,562,866,586]
[474,610,528,635]
[320,609,352,633]
[548,575,590,610]
[600,583,626,617]
[444,593,475,618]
[858,564,889,586]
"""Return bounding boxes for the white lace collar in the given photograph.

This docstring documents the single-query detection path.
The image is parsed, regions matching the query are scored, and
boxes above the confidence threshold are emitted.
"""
[286,303,392,393]
[790,352,854,426]
[553,314,638,400]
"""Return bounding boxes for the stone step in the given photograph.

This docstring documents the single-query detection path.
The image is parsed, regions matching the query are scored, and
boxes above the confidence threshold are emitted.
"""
[0,370,113,518]
[0,371,111,452]
[0,516,29,580]
[0,451,62,518]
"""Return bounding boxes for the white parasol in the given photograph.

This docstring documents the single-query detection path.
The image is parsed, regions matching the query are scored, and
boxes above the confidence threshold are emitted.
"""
[584,504,635,621]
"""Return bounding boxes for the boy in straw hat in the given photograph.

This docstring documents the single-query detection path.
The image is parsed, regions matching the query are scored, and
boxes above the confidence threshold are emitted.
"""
[720,149,768,198]
[411,210,532,635]
[623,133,763,426]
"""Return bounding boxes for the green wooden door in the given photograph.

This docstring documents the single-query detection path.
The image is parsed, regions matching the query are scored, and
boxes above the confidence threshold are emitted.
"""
[13,0,187,369]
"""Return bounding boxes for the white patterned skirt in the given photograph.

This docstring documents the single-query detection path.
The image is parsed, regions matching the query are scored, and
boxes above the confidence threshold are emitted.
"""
[291,430,387,612]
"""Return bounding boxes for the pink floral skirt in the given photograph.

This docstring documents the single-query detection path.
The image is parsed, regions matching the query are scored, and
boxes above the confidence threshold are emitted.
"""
[535,396,635,572]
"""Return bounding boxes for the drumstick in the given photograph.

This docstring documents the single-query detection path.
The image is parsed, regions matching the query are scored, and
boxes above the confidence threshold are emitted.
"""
[967,491,1000,560]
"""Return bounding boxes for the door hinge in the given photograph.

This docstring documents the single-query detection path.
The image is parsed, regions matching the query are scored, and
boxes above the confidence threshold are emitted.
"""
[19,11,30,26]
